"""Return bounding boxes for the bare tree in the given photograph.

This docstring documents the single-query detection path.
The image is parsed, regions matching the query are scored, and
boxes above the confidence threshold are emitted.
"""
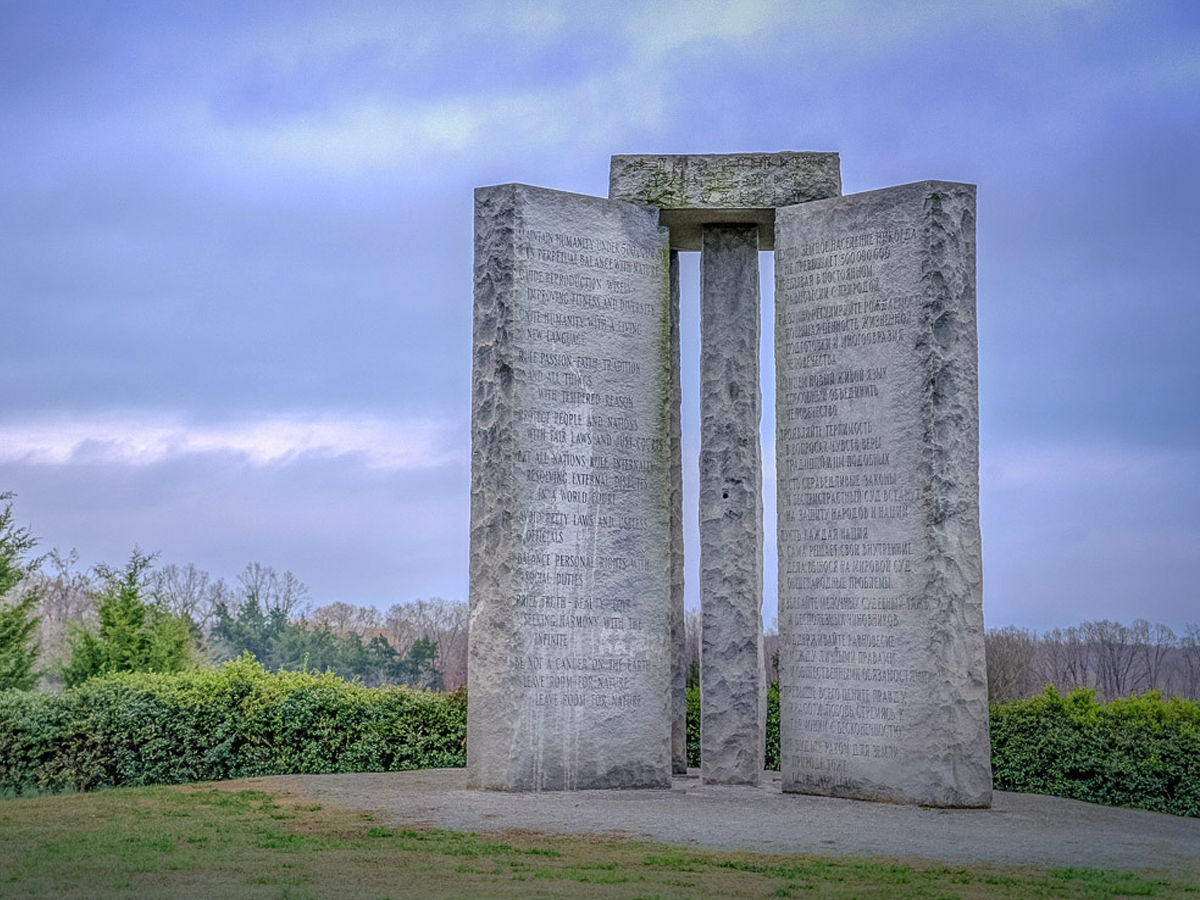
[1084,619,1138,700]
[310,601,358,634]
[352,604,382,634]
[683,608,700,687]
[237,562,307,617]
[1038,625,1093,692]
[763,630,780,684]
[29,548,95,685]
[149,562,231,636]
[1178,624,1200,701]
[437,603,468,689]
[1130,618,1175,694]
[308,601,383,636]
[384,598,468,689]
[985,626,1038,701]
[383,601,416,649]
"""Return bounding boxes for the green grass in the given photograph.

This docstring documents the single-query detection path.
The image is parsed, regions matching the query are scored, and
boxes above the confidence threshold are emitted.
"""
[0,783,1197,899]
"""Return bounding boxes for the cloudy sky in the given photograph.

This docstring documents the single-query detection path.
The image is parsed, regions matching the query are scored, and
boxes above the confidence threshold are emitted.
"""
[2,1,1197,631]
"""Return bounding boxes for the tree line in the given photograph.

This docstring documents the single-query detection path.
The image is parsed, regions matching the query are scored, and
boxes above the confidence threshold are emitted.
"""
[687,609,1200,703]
[985,620,1200,702]
[0,493,467,691]
[5,493,1196,703]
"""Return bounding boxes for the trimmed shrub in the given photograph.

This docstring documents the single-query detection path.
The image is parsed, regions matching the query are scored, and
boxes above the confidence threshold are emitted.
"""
[0,655,465,795]
[7,666,1197,820]
[686,685,699,768]
[764,681,780,771]
[990,686,1200,817]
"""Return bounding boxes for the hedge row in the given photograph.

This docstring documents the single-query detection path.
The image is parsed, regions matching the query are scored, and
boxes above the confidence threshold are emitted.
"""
[4,667,1197,818]
[0,656,465,795]
[990,686,1200,817]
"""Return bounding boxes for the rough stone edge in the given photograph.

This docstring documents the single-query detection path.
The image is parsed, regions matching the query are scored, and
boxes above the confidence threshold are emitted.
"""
[468,184,676,792]
[698,223,765,786]
[772,180,991,808]
[915,180,991,808]
[467,183,520,790]
[609,152,842,209]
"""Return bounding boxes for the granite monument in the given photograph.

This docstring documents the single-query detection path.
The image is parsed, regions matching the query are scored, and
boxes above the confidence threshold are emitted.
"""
[468,155,991,805]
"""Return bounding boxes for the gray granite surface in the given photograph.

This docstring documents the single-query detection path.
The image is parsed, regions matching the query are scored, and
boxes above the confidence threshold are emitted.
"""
[774,181,990,806]
[609,152,841,250]
[699,224,766,785]
[469,183,673,790]
[667,249,687,774]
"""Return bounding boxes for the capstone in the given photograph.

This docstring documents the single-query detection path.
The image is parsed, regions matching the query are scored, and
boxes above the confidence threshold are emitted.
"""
[609,152,842,250]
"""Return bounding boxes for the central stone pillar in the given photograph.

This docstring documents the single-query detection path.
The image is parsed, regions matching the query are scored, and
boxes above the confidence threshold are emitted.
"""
[667,249,688,775]
[699,224,766,785]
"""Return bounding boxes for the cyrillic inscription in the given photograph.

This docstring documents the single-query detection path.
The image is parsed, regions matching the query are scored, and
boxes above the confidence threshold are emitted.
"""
[777,223,919,786]
[775,182,990,807]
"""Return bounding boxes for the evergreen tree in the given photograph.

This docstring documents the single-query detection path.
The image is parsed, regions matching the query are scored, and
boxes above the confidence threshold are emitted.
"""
[0,493,42,691]
[62,549,192,686]
[209,585,446,688]
[211,596,291,668]
[361,634,400,687]
[270,620,342,673]
[392,636,442,690]
[210,564,308,670]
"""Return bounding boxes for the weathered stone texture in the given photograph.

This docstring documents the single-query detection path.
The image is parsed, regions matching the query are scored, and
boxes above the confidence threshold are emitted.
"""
[610,152,842,210]
[609,153,842,250]
[699,224,766,785]
[668,249,687,774]
[774,181,991,807]
[468,183,673,791]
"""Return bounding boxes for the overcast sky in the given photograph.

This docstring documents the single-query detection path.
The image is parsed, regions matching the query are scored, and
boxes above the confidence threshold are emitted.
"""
[2,1,1197,632]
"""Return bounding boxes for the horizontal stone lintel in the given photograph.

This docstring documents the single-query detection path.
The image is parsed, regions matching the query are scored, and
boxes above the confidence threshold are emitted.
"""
[657,208,774,251]
[609,152,841,249]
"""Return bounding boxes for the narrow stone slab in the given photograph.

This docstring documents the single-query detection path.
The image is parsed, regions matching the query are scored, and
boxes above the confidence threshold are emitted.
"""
[609,152,842,250]
[469,183,673,791]
[699,224,766,785]
[667,249,687,775]
[774,181,990,807]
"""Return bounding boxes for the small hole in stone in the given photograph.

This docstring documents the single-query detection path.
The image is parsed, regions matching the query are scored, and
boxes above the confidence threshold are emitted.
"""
[722,490,729,500]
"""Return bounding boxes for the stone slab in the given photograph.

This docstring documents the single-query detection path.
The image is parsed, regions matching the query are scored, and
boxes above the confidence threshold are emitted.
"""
[469,183,673,791]
[667,250,687,774]
[609,152,842,250]
[699,224,766,785]
[774,181,991,807]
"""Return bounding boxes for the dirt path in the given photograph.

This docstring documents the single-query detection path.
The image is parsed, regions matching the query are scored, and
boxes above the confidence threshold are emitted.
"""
[235,768,1200,875]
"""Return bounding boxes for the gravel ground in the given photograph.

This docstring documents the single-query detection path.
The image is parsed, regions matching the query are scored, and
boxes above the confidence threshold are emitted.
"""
[242,768,1200,875]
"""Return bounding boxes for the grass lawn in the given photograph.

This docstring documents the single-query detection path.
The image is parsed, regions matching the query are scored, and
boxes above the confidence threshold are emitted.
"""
[1,782,1197,899]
